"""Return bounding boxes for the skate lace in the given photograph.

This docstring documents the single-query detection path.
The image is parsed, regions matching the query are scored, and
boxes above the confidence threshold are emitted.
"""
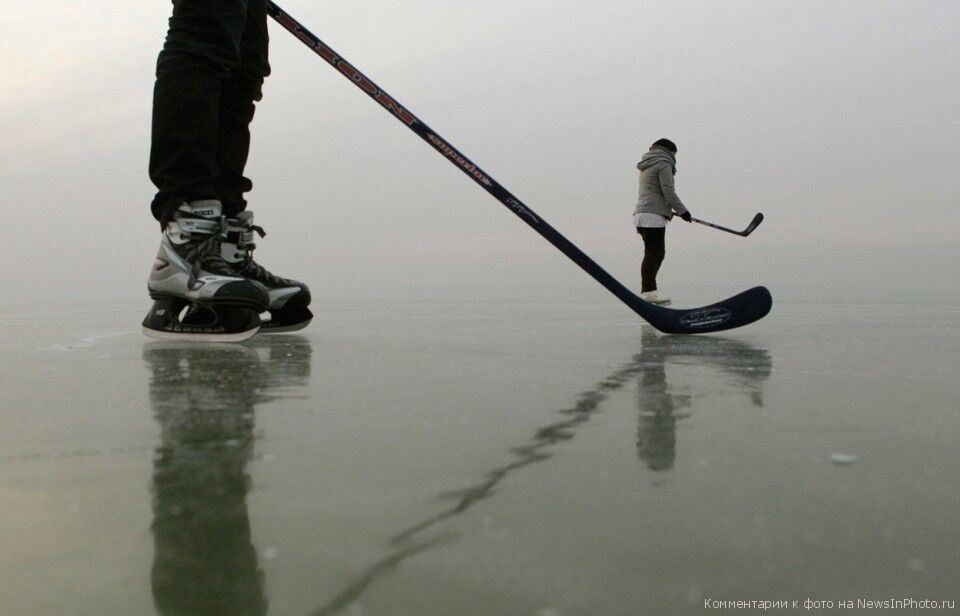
[239,255,288,286]
[236,224,288,284]
[182,217,235,279]
[244,224,267,253]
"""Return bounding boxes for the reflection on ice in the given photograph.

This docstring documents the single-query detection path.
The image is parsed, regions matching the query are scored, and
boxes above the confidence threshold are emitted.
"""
[6,300,960,615]
[636,329,771,470]
[309,350,648,614]
[310,536,456,616]
[312,328,772,613]
[144,336,311,616]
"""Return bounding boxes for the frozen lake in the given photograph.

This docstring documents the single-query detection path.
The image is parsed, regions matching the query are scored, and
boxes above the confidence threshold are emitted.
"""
[1,299,958,615]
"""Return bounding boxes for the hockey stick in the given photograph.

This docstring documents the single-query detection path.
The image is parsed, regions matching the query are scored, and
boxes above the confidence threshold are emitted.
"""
[691,213,764,237]
[265,2,772,334]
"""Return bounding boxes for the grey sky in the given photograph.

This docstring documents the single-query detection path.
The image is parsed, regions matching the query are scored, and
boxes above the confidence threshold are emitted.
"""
[1,0,958,307]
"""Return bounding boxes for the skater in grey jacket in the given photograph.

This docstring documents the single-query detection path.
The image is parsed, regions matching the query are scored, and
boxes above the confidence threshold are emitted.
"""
[632,138,692,305]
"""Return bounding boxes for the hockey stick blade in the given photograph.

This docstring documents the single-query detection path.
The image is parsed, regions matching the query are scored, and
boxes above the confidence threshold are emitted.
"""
[642,286,772,334]
[266,2,772,334]
[741,213,764,236]
[691,213,764,237]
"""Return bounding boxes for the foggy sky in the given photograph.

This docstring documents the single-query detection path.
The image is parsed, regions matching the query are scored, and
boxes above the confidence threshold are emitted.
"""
[1,0,958,308]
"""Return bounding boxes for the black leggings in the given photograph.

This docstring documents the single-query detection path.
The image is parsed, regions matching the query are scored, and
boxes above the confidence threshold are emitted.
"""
[637,227,665,293]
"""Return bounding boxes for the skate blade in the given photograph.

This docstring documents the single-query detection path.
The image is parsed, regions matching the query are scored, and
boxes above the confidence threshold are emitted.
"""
[258,318,312,334]
[142,325,261,343]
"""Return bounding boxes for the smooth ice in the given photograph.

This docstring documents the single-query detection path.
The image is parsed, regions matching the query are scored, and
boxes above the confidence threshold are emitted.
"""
[1,300,958,615]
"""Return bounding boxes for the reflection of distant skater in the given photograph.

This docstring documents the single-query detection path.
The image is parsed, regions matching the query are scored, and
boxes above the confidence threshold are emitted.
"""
[636,342,688,471]
[144,335,311,615]
[635,329,771,470]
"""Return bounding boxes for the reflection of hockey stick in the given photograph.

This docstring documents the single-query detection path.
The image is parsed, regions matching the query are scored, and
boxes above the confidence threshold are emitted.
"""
[310,536,457,616]
[265,3,772,333]
[691,213,764,237]
[390,359,646,546]
[307,357,646,615]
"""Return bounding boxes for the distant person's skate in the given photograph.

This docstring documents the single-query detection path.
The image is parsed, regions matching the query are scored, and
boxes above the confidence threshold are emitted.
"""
[221,211,313,332]
[640,290,672,306]
[142,201,270,342]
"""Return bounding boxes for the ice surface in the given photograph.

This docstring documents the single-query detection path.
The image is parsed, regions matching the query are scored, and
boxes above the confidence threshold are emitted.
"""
[1,299,958,615]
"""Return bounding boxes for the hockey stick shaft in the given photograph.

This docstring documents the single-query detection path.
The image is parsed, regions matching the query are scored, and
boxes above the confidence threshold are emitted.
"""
[266,2,772,333]
[265,4,645,311]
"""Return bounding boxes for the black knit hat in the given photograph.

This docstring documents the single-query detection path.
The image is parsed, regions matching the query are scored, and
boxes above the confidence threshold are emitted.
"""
[652,138,677,153]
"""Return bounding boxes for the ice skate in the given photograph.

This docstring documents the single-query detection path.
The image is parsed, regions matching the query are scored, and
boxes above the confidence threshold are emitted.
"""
[641,290,672,306]
[142,200,270,342]
[221,211,313,333]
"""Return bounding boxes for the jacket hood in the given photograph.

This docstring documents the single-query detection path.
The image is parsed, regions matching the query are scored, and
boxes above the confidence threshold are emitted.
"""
[637,146,677,173]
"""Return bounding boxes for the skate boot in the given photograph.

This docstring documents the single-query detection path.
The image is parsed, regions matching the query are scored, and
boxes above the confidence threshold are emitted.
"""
[142,200,270,342]
[221,211,313,332]
[640,290,672,306]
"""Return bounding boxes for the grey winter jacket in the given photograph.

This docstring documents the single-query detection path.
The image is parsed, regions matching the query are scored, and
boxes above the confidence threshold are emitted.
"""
[633,146,688,219]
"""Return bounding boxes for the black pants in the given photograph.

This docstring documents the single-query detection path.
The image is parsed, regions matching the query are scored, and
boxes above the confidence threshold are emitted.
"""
[637,227,666,293]
[149,0,270,226]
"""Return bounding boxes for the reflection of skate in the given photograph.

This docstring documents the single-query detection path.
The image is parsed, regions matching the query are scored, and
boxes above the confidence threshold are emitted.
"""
[143,336,311,615]
[142,200,269,342]
[221,211,313,333]
[636,328,771,470]
[244,334,313,396]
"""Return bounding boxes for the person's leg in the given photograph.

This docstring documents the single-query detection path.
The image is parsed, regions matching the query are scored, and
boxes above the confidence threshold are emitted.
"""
[215,0,270,217]
[654,232,666,274]
[149,0,251,226]
[637,227,666,293]
[144,0,270,341]
[215,3,311,332]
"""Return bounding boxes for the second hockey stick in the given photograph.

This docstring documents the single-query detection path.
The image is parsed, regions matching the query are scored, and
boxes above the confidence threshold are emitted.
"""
[691,213,764,237]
